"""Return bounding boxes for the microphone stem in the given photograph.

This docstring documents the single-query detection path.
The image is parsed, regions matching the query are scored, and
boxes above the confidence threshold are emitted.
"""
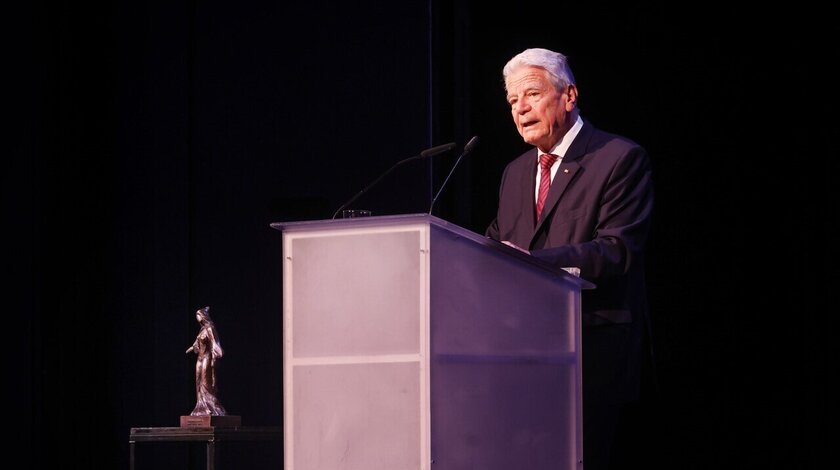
[330,142,455,219]
[428,136,478,215]
[429,153,465,215]
[331,155,421,219]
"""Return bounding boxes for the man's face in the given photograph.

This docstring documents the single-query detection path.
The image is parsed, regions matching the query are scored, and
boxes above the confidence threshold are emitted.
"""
[505,66,577,152]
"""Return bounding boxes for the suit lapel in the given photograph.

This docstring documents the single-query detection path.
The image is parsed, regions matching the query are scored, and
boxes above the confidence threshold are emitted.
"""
[520,149,539,230]
[531,121,593,239]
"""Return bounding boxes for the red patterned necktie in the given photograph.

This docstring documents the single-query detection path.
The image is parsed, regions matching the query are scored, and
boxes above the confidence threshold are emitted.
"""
[535,153,558,220]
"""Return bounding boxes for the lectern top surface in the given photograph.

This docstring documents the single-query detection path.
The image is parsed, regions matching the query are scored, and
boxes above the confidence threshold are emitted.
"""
[270,213,594,289]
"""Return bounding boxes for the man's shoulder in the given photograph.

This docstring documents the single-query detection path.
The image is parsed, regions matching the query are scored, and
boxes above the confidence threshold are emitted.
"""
[570,121,651,178]
[584,120,645,153]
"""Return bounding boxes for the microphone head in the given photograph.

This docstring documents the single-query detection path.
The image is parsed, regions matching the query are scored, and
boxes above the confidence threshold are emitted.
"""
[464,136,479,153]
[420,142,456,158]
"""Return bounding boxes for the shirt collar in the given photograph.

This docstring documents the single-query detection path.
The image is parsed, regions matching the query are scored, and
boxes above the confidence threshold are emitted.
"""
[538,115,584,160]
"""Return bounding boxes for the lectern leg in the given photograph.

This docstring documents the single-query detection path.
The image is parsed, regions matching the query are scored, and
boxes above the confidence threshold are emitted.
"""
[206,440,215,470]
[129,442,135,470]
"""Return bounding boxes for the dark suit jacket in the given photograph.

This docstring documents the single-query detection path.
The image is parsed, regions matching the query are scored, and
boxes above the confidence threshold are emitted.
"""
[486,119,654,403]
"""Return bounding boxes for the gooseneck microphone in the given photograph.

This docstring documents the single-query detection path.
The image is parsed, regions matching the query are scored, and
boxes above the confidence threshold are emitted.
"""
[331,142,456,219]
[428,136,479,215]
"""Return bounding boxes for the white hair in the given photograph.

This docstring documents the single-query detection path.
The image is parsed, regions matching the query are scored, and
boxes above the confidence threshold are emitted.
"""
[503,48,576,92]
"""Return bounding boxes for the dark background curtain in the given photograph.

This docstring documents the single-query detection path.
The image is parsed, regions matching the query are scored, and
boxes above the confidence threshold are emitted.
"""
[9,1,834,468]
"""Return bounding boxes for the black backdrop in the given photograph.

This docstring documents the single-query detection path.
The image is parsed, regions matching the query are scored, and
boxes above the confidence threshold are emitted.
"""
[9,1,835,468]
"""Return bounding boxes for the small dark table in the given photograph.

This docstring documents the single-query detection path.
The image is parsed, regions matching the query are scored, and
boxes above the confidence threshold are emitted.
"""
[129,426,282,470]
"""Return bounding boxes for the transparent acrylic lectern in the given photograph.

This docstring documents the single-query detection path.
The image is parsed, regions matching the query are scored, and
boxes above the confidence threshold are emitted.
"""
[270,214,593,470]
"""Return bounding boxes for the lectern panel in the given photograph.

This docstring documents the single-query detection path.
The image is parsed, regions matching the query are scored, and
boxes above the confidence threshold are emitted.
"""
[290,230,422,357]
[431,361,577,469]
[293,362,421,470]
[281,220,431,470]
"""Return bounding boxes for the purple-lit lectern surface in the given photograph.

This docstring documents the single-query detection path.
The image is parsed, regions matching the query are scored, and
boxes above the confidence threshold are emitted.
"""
[271,214,593,470]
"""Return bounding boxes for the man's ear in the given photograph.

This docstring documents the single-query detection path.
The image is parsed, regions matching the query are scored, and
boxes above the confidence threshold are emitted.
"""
[564,84,578,111]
